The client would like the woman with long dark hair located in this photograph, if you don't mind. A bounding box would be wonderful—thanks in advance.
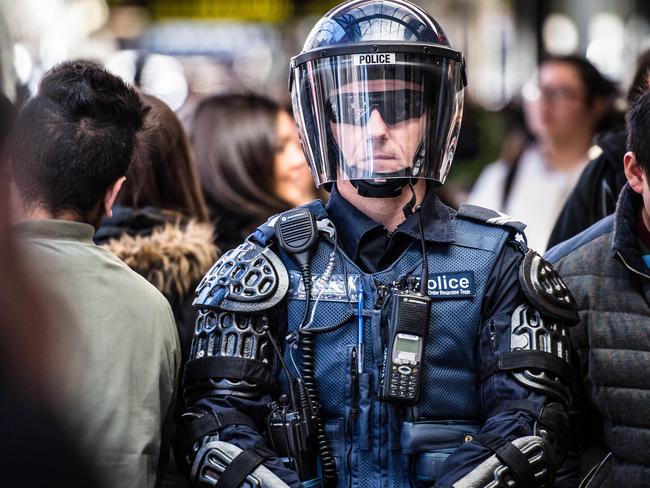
[190,93,315,251]
[95,93,217,366]
[94,93,218,488]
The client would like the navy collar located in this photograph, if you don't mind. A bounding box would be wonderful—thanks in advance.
[612,183,649,276]
[325,183,455,259]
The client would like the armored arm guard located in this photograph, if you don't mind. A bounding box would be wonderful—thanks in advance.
[179,241,294,488]
[469,251,579,488]
[510,251,579,407]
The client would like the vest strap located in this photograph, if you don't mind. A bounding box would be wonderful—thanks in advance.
[215,445,272,488]
[184,356,273,389]
[178,410,257,459]
[453,230,502,252]
[478,350,572,384]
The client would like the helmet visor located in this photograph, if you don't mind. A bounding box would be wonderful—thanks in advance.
[291,51,464,187]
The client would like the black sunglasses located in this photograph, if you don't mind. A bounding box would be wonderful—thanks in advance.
[327,89,426,125]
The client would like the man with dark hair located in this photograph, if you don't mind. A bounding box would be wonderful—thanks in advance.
[12,61,146,224]
[11,61,180,488]
[546,89,650,487]
[547,49,650,249]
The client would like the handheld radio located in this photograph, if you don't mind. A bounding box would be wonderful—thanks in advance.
[379,188,432,405]
[379,288,431,404]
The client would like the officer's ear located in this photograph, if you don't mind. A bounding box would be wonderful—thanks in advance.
[624,151,646,195]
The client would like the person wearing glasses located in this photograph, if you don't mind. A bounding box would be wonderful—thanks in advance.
[545,88,650,488]
[176,1,578,487]
[468,55,618,253]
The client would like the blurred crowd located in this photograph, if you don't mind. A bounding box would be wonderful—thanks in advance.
[1,37,650,487]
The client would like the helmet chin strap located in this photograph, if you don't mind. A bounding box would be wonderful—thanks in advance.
[350,176,411,198]
[348,140,426,199]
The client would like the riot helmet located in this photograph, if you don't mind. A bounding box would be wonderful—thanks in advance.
[289,0,467,197]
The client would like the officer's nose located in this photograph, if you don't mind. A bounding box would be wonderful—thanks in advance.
[367,108,390,139]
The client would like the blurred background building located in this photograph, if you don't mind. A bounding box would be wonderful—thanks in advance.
[2,0,650,187]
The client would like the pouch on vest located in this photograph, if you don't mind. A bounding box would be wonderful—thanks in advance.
[401,420,481,485]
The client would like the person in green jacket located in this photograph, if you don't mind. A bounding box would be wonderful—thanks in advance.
[11,61,180,488]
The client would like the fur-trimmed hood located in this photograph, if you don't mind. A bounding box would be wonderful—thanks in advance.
[97,207,219,301]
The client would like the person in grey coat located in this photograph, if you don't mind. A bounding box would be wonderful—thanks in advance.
[545,89,650,488]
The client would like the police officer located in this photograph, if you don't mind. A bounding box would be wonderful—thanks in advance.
[177,1,578,487]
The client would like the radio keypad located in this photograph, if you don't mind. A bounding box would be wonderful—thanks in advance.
[388,364,418,399]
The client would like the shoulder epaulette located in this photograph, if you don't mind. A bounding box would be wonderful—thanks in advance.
[456,203,527,234]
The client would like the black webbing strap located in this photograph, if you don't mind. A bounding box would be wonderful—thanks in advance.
[214,446,271,488]
[178,410,257,458]
[184,356,273,389]
[479,350,572,383]
[495,442,537,487]
[475,433,538,487]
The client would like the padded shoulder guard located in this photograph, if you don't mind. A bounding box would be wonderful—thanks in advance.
[184,242,287,401]
[480,252,579,407]
[457,203,527,234]
[194,240,289,313]
[518,251,579,324]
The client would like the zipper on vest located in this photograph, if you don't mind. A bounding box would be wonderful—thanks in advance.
[375,283,391,347]
[374,283,390,308]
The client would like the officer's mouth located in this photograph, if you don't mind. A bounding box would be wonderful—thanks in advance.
[363,154,398,163]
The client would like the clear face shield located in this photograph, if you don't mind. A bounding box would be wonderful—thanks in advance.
[291,50,465,188]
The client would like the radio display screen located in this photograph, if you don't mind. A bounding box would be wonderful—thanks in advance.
[396,335,419,354]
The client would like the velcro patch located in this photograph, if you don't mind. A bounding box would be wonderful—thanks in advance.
[288,271,360,302]
[418,271,476,299]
